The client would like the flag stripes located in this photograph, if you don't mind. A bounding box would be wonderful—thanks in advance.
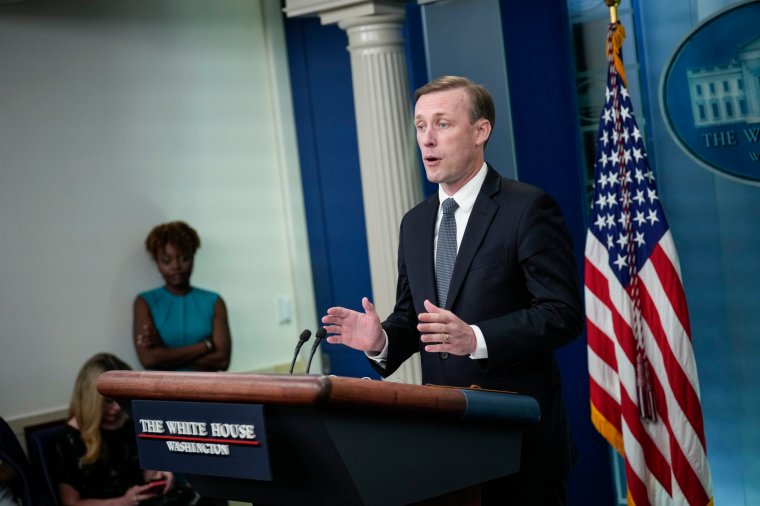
[586,234,711,504]
[587,229,712,504]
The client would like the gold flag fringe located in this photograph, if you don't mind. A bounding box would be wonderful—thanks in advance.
[590,402,625,456]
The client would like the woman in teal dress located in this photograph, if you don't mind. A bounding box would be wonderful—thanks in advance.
[133,221,231,371]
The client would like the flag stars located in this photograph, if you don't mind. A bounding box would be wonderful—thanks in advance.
[596,194,608,210]
[606,193,618,207]
[646,209,659,225]
[623,149,632,164]
[601,130,610,147]
[607,234,614,249]
[634,210,646,226]
[614,253,628,270]
[618,212,631,228]
[606,214,616,228]
[620,105,632,121]
[599,152,609,169]
[603,107,613,124]
[619,171,632,186]
[631,125,642,143]
[647,188,659,203]
[595,214,608,230]
[634,231,646,247]
[633,189,646,206]
[633,147,644,162]
[645,169,655,182]
[616,233,629,248]
[605,86,613,104]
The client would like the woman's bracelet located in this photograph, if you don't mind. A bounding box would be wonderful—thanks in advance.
[203,338,214,352]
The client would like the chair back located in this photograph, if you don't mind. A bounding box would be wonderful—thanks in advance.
[24,420,65,506]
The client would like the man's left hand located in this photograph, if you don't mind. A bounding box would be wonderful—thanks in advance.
[418,299,476,355]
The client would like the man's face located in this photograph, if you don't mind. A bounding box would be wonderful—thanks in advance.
[414,87,490,195]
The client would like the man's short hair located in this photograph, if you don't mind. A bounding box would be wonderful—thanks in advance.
[414,76,496,130]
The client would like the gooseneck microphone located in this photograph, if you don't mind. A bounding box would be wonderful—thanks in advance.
[305,328,327,374]
[289,329,312,374]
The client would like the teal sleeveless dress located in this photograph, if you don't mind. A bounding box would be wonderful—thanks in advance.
[139,286,219,352]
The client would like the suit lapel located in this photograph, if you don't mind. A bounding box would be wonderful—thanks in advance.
[446,167,500,309]
[410,194,440,306]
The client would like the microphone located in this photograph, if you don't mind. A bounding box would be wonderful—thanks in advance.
[289,329,312,374]
[305,328,327,374]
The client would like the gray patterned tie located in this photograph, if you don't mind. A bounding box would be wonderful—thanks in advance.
[436,198,459,308]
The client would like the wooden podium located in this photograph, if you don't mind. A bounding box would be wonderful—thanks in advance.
[97,371,539,506]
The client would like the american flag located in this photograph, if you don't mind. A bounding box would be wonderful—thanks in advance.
[584,22,714,505]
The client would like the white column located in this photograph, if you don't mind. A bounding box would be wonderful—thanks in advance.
[284,0,423,384]
[339,13,422,384]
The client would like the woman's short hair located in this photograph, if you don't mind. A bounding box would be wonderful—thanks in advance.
[68,353,131,464]
[144,221,201,260]
[414,75,496,130]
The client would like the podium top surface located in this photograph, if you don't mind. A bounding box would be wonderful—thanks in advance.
[97,371,539,425]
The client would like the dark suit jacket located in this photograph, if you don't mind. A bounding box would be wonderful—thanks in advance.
[374,165,583,483]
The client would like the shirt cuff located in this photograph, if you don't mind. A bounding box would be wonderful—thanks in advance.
[469,325,488,359]
[365,330,389,368]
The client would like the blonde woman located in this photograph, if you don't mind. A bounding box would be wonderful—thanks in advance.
[55,353,201,506]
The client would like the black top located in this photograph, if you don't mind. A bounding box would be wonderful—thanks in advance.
[54,419,200,505]
[55,420,143,499]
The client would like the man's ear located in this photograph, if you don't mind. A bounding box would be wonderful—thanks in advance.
[475,119,492,146]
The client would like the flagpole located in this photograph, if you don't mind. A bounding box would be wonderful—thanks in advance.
[604,0,620,24]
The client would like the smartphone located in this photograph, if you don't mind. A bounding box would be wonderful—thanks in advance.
[145,479,168,494]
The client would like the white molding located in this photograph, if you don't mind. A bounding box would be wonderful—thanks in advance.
[284,0,405,25]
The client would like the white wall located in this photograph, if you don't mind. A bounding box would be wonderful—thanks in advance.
[0,0,315,420]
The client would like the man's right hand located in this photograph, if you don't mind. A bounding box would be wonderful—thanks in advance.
[322,297,385,353]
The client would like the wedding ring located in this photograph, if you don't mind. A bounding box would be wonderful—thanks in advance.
[443,334,450,345]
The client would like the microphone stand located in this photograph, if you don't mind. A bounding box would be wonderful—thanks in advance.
[289,329,311,374]
[305,328,327,374]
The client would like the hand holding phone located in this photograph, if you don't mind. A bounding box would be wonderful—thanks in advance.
[144,479,168,494]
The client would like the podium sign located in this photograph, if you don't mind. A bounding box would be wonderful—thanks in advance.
[133,400,271,480]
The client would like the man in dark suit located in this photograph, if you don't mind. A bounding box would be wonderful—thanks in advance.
[323,75,583,505]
